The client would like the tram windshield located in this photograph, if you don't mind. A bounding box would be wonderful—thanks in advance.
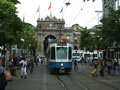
[57,47,67,59]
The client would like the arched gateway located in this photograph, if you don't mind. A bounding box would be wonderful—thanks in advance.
[44,35,56,55]
[35,16,74,56]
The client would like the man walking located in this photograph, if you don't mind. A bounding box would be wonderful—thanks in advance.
[74,57,78,70]
[19,57,27,78]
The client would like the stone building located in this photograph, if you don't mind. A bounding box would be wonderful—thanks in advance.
[35,16,74,56]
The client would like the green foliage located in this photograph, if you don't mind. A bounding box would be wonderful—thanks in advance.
[80,29,93,50]
[0,0,24,46]
[19,23,38,51]
[101,7,120,48]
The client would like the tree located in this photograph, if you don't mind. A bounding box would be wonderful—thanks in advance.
[18,23,37,55]
[101,7,120,57]
[80,28,93,51]
[0,0,24,65]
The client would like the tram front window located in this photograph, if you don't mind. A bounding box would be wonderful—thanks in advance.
[57,47,67,59]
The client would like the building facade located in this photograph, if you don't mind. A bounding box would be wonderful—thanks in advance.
[102,0,120,19]
[36,16,74,56]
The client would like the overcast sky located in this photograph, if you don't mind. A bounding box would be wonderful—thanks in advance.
[16,0,102,29]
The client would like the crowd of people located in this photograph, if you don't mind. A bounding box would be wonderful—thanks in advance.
[0,55,45,90]
[73,56,120,77]
[91,58,119,77]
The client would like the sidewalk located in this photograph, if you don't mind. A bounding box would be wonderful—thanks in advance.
[6,63,44,90]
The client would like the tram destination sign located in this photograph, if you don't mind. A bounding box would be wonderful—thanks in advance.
[57,40,66,46]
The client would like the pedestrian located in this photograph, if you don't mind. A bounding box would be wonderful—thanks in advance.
[81,57,84,65]
[35,56,39,67]
[19,57,27,78]
[106,59,112,75]
[29,56,34,74]
[74,57,78,70]
[113,58,119,76]
[93,59,98,69]
[8,60,14,76]
[13,56,18,76]
[99,59,105,77]
[0,58,7,90]
[41,57,43,65]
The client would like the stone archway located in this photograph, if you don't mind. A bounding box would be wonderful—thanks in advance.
[44,35,56,55]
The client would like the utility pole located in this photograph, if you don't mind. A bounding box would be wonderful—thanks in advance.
[95,11,102,25]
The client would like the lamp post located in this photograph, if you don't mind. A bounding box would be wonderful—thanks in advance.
[20,38,24,56]
[29,44,31,56]
[95,11,102,25]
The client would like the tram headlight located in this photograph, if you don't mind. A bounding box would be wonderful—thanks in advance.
[61,63,63,66]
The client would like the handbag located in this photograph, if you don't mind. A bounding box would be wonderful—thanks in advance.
[4,70,12,81]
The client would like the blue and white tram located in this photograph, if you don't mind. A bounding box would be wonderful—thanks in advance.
[47,39,72,73]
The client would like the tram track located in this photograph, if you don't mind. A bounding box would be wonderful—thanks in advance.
[75,71,120,90]
[56,74,89,90]
[67,75,89,90]
[56,75,70,90]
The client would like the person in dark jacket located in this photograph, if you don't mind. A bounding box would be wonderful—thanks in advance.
[0,58,7,90]
[74,57,78,70]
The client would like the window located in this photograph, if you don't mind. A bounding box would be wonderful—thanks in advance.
[116,0,120,10]
[93,54,97,57]
[73,53,80,56]
[51,47,55,59]
[57,47,67,59]
[69,47,72,59]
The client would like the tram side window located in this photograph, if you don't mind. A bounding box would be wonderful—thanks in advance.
[69,47,72,59]
[51,47,55,59]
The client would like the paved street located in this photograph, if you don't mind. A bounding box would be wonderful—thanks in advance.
[6,61,120,90]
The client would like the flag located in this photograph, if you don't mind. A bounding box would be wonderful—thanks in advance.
[48,2,51,10]
[65,2,70,6]
[60,7,63,13]
[36,6,40,13]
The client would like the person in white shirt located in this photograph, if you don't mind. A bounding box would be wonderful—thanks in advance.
[19,57,27,79]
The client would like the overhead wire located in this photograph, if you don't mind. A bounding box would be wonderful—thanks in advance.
[62,0,70,19]
[84,14,98,27]
[69,1,88,26]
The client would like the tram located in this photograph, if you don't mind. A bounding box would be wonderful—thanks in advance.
[47,39,72,73]
[72,50,81,62]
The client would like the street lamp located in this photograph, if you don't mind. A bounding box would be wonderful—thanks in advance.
[20,38,24,42]
[28,44,31,56]
[95,11,102,25]
[20,38,24,56]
